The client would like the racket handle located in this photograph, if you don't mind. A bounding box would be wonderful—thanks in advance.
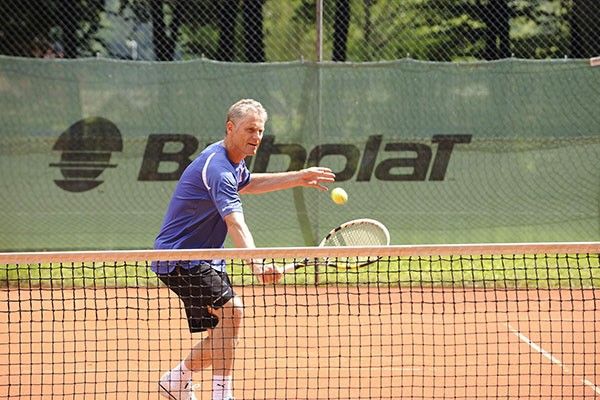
[281,258,310,273]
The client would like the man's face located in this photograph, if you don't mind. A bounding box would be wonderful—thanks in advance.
[226,112,265,161]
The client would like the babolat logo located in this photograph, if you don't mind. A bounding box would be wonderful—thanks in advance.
[50,117,123,192]
[137,133,472,182]
[51,117,471,192]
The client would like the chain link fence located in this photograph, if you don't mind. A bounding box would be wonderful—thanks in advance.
[1,0,599,62]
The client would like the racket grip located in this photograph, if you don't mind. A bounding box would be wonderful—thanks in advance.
[281,258,310,273]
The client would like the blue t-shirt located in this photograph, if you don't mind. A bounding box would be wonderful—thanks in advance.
[152,141,251,274]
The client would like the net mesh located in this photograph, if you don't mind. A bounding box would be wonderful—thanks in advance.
[1,243,599,399]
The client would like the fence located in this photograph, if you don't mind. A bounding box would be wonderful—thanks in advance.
[1,0,599,62]
[1,56,599,250]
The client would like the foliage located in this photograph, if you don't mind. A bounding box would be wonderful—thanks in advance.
[0,0,598,61]
[0,0,105,58]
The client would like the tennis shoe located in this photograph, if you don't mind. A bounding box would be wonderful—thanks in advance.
[158,371,197,400]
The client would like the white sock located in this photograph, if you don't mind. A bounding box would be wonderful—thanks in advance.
[212,375,233,400]
[170,360,192,384]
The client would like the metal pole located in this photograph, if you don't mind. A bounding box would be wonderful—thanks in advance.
[315,0,324,284]
[316,0,323,62]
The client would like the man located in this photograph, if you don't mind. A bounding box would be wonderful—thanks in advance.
[153,99,335,400]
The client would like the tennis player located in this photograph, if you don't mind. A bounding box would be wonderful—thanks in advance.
[153,98,335,400]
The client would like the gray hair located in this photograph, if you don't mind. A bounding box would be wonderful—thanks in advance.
[226,99,268,125]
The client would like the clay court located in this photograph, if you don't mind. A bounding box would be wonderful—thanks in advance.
[1,284,599,399]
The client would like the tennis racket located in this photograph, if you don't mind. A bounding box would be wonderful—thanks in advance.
[282,218,390,273]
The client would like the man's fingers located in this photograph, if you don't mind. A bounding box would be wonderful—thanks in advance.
[256,263,283,283]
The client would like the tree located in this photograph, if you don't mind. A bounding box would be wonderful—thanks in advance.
[480,0,511,60]
[141,0,265,63]
[0,0,104,58]
[332,0,351,61]
[570,0,600,58]
[122,0,227,61]
[242,0,266,62]
[349,0,485,61]
[215,0,239,61]
[510,0,571,59]
[149,0,182,61]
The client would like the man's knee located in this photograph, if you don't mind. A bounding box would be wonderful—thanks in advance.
[218,296,244,325]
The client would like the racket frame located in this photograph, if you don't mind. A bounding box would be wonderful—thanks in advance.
[283,218,390,272]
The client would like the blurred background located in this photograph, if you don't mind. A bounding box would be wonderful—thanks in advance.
[1,0,599,62]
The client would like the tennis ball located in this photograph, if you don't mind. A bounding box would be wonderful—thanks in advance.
[331,187,348,205]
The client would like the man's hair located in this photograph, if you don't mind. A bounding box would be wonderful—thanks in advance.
[226,99,268,125]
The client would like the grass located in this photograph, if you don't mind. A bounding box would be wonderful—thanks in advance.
[0,261,159,288]
[1,254,598,289]
[258,254,600,289]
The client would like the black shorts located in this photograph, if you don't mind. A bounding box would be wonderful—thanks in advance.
[158,263,236,333]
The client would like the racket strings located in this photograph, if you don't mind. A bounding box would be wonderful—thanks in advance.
[324,224,389,268]
[326,225,389,246]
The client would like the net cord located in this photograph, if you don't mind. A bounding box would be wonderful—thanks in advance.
[1,242,598,264]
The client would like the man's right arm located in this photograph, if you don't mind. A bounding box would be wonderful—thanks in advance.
[223,211,255,249]
[223,211,281,283]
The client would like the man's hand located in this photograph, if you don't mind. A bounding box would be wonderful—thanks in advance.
[250,259,283,284]
[298,167,336,191]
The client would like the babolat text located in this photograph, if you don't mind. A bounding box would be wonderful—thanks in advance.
[138,134,472,182]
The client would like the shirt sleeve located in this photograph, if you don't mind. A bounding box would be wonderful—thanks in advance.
[238,160,251,190]
[205,164,243,218]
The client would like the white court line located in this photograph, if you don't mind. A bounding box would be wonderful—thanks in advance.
[506,323,600,396]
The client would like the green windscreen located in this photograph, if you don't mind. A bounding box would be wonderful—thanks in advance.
[0,57,598,250]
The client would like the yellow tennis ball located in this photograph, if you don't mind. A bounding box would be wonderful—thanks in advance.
[331,187,348,205]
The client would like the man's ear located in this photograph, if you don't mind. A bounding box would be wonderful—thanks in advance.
[225,120,234,135]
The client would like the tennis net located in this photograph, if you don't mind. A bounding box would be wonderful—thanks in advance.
[1,242,599,399]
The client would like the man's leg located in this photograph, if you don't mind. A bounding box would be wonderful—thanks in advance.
[184,296,244,400]
[159,265,238,400]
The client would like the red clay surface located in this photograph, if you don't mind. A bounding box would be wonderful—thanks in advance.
[1,285,599,399]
